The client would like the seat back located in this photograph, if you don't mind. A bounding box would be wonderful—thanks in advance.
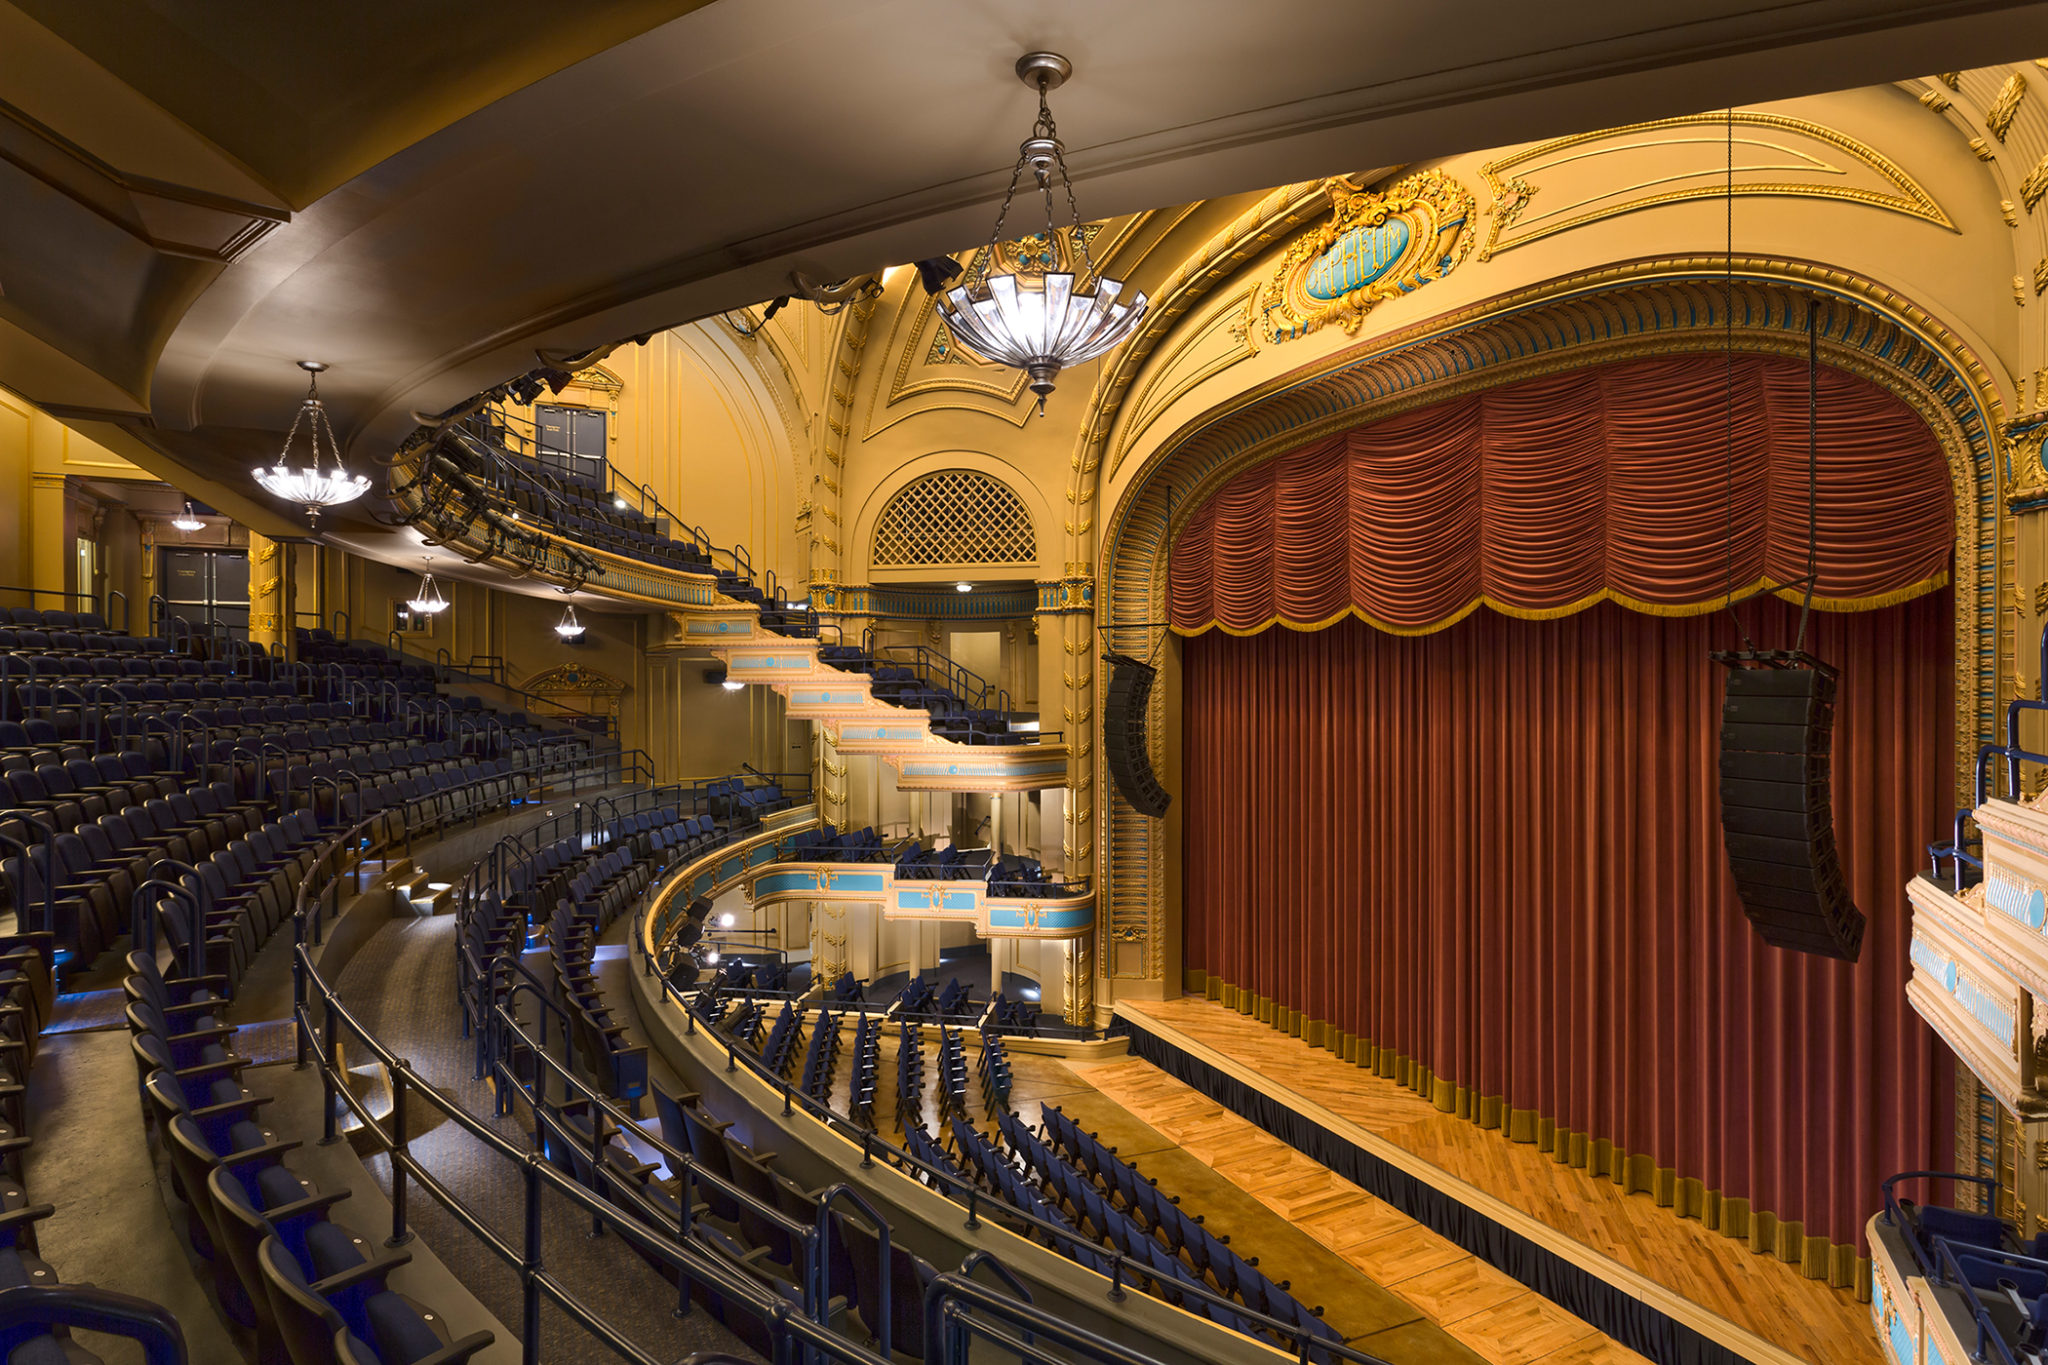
[256,1235,346,1365]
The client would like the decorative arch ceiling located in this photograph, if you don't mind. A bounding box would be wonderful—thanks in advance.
[4,0,2045,551]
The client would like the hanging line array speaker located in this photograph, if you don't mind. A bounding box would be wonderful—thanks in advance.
[1712,651,1864,961]
[1104,651,1171,818]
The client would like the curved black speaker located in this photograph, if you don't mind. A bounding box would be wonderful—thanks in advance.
[1104,652,1171,818]
[1714,653,1864,961]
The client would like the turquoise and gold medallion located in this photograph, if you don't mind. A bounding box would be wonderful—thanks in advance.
[1258,169,1475,343]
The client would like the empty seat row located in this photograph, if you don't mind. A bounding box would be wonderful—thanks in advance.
[124,953,495,1365]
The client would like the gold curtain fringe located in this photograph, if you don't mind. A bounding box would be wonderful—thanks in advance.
[1183,969,1871,1299]
[1168,572,1950,639]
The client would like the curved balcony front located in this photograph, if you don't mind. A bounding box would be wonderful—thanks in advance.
[386,430,1070,791]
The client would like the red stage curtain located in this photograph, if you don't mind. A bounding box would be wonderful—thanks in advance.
[1169,355,1953,634]
[1183,594,1953,1258]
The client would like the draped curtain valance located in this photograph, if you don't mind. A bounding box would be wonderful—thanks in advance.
[1168,355,1955,635]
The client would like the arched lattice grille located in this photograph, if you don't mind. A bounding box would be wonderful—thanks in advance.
[872,470,1037,567]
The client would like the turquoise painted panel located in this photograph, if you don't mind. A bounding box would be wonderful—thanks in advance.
[899,759,1067,778]
[895,889,934,911]
[687,619,754,636]
[790,691,870,705]
[1986,872,2048,928]
[839,725,925,740]
[940,889,979,911]
[730,654,813,670]
[1888,1309,1913,1365]
[1908,936,1960,993]
[755,869,824,897]
[1304,219,1411,300]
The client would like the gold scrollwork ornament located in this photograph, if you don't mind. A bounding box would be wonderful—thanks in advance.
[2006,419,2048,511]
[1258,170,1476,344]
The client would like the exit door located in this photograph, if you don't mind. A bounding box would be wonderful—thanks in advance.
[535,404,606,486]
[160,548,250,640]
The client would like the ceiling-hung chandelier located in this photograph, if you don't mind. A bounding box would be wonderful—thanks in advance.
[170,501,204,534]
[406,557,449,615]
[934,52,1147,415]
[554,603,585,641]
[251,361,371,526]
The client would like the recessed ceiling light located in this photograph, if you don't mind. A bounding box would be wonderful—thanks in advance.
[955,581,972,593]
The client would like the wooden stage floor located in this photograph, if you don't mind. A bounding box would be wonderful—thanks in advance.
[1115,997,1880,1365]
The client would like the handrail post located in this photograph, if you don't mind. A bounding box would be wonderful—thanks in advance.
[521,1159,543,1365]
[674,1156,695,1320]
[319,993,340,1145]
[388,1064,414,1246]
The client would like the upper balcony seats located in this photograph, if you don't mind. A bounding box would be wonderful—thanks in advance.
[822,659,1027,746]
[788,824,885,863]
[988,855,1054,899]
[702,778,788,824]
[1884,1174,2048,1363]
[891,841,990,881]
[816,642,871,671]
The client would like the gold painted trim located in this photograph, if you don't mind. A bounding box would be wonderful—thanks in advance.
[1477,111,1957,261]
[1170,573,1950,637]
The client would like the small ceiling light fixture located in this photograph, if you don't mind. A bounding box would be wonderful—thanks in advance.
[719,912,736,928]
[554,603,586,641]
[935,53,1148,415]
[170,501,205,534]
[955,581,973,594]
[612,496,627,510]
[406,557,449,615]
[721,679,745,693]
[252,361,371,527]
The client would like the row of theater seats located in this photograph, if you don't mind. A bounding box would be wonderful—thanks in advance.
[896,1020,923,1126]
[934,1028,970,1116]
[1887,1175,2048,1362]
[457,427,725,578]
[794,1008,841,1107]
[892,972,977,1020]
[507,1056,944,1361]
[787,823,888,863]
[0,935,138,1365]
[705,957,801,996]
[702,777,791,821]
[891,842,989,881]
[125,955,495,1365]
[984,1107,1338,1350]
[109,710,589,1363]
[522,805,742,1114]
[0,608,590,966]
[847,1013,880,1126]
[823,658,1025,748]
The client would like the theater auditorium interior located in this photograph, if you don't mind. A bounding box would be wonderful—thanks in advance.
[17,4,2048,1365]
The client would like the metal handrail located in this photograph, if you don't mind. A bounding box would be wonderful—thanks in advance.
[647,962,1373,1363]
[284,757,899,1365]
[0,1286,186,1365]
